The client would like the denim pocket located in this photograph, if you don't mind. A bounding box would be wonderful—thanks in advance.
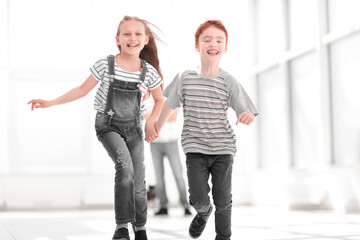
[124,125,143,141]
[95,113,108,132]
[113,88,139,112]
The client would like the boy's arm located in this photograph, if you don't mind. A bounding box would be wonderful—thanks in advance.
[227,77,258,125]
[236,112,255,126]
[145,86,165,142]
[155,101,176,134]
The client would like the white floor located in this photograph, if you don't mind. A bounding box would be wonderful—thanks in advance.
[0,206,360,240]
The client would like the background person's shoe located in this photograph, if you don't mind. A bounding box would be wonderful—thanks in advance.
[184,208,192,215]
[154,208,168,215]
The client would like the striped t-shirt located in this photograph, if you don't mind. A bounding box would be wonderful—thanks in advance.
[163,69,258,156]
[90,55,163,113]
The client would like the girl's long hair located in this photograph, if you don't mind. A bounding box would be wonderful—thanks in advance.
[116,16,164,99]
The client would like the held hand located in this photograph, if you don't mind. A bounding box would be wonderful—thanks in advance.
[144,121,159,143]
[236,112,255,126]
[27,99,52,111]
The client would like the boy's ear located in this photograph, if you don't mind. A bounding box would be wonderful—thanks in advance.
[195,43,199,52]
[116,35,120,45]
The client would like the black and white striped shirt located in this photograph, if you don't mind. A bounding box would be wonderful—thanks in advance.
[163,69,258,156]
[90,55,163,113]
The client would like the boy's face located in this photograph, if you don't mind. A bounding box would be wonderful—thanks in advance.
[196,26,227,64]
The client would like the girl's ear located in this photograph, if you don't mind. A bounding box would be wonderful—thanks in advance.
[195,43,199,52]
[145,34,150,45]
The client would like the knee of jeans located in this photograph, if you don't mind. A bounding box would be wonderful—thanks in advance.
[189,198,208,211]
[214,199,232,212]
[115,168,134,184]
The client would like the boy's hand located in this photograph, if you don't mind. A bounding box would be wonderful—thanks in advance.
[145,120,159,143]
[236,112,255,126]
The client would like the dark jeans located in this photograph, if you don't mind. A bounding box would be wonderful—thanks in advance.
[96,112,147,226]
[186,153,233,240]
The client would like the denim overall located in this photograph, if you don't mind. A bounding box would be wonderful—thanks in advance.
[95,55,148,226]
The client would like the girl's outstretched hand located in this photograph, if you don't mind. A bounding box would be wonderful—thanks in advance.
[27,99,52,111]
[236,112,255,126]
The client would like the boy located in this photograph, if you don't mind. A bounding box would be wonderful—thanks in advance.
[153,20,258,240]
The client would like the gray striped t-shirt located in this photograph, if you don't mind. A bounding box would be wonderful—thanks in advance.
[163,69,258,156]
[90,55,163,113]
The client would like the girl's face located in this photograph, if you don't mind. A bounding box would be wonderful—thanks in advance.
[116,19,149,56]
[196,26,227,64]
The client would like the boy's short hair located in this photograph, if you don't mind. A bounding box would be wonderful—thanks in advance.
[195,20,228,46]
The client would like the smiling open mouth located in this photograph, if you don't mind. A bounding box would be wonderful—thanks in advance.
[127,43,139,48]
[207,50,219,55]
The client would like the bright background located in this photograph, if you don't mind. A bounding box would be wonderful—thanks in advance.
[0,0,360,213]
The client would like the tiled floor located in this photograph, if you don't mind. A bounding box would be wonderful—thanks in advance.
[0,206,360,240]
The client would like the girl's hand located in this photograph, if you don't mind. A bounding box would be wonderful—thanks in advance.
[27,99,52,111]
[236,112,255,126]
[145,120,158,143]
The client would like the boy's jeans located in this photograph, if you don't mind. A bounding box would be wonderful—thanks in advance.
[186,153,233,240]
[95,112,147,227]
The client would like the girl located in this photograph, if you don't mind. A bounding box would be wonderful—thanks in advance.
[154,20,258,240]
[28,16,165,240]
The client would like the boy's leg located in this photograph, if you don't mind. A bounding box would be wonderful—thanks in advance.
[186,153,213,238]
[186,153,211,211]
[210,154,234,240]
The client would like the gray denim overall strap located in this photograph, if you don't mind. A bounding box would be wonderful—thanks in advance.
[104,55,147,125]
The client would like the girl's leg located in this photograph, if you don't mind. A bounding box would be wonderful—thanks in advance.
[98,131,136,224]
[150,142,168,209]
[210,154,233,240]
[126,125,147,227]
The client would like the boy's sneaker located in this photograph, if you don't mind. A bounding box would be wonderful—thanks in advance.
[189,204,213,239]
[112,228,130,240]
[134,230,148,240]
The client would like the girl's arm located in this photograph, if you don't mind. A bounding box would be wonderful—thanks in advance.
[28,74,99,110]
[145,86,165,142]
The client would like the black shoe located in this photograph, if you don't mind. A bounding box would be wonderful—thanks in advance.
[189,205,213,239]
[184,208,192,215]
[134,230,148,240]
[112,228,130,240]
[155,208,168,215]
